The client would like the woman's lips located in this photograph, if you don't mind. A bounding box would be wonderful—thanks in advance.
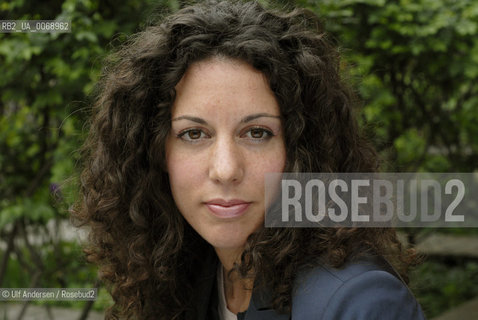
[204,199,251,218]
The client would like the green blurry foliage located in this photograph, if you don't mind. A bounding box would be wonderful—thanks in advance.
[3,240,111,311]
[0,0,176,218]
[299,0,478,172]
[0,0,178,309]
[410,261,478,318]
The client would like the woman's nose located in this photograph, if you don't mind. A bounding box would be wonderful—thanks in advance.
[208,137,244,184]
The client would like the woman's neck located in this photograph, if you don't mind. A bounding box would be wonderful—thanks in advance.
[215,247,254,314]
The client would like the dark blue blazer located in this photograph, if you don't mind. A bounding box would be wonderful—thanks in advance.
[188,251,426,320]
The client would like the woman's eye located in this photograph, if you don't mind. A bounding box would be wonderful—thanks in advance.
[178,129,208,141]
[244,128,273,140]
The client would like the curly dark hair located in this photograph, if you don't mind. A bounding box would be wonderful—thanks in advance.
[74,1,416,319]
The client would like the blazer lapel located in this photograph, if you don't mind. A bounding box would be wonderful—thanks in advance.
[187,247,290,320]
[240,285,290,320]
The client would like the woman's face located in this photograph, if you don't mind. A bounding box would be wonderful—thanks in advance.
[165,57,286,251]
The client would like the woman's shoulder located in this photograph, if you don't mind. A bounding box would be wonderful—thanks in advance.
[291,257,426,319]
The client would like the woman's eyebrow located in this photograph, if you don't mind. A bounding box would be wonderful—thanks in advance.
[171,113,281,124]
[171,115,207,124]
[241,113,281,123]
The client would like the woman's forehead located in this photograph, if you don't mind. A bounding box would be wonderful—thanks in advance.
[172,57,279,117]
[176,57,268,90]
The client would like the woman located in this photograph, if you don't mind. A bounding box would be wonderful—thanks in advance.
[75,1,425,319]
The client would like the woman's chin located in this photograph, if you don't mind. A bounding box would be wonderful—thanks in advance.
[205,234,249,252]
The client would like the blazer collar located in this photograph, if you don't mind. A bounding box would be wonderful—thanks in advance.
[240,279,290,320]
[190,248,289,320]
